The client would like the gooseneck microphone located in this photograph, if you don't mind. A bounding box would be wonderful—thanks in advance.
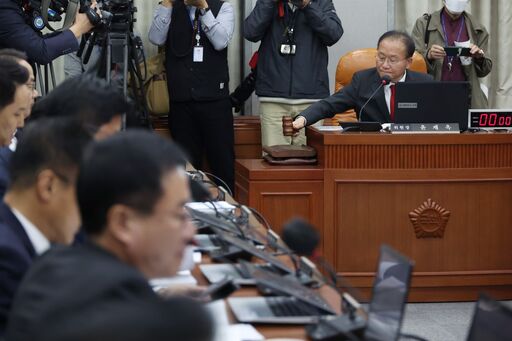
[282,218,320,257]
[358,75,392,122]
[282,219,365,309]
[282,218,366,340]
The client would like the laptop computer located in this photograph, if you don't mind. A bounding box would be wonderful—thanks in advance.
[466,294,512,341]
[199,262,287,286]
[363,244,415,341]
[228,262,337,324]
[305,244,414,340]
[394,81,470,130]
[229,244,414,330]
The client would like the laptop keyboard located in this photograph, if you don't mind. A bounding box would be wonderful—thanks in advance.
[267,297,321,317]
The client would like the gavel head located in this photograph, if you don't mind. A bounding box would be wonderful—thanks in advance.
[282,116,294,136]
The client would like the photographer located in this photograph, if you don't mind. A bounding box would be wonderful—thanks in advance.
[0,0,96,65]
[244,0,343,147]
[148,0,235,192]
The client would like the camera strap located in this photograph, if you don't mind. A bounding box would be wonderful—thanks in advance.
[41,0,80,32]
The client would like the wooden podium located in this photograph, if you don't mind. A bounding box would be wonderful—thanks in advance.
[235,128,512,302]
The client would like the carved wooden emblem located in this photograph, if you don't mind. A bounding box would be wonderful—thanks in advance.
[409,198,450,238]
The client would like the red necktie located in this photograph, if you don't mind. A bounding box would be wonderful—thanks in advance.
[390,84,396,122]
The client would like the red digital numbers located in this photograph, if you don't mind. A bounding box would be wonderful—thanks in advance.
[478,113,512,127]
[478,113,488,126]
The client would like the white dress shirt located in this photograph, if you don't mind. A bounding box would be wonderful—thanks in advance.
[384,71,407,114]
[148,3,235,51]
[11,208,50,256]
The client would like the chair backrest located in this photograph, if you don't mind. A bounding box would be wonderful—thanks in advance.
[327,48,427,124]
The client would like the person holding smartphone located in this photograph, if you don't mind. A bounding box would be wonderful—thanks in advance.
[411,0,492,109]
[148,0,236,193]
[244,0,343,147]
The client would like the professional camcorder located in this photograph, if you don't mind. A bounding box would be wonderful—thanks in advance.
[20,0,69,30]
[20,0,136,33]
[82,0,136,33]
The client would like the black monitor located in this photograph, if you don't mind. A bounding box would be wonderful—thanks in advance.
[466,294,512,341]
[394,81,470,130]
[364,245,414,341]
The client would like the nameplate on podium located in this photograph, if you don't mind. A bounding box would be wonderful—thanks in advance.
[391,123,460,134]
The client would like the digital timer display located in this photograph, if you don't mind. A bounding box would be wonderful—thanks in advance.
[469,110,512,129]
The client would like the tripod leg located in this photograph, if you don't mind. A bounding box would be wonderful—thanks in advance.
[44,65,49,95]
[122,34,129,130]
[36,63,46,96]
[49,62,57,89]
[106,35,112,84]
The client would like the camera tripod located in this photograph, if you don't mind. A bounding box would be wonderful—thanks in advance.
[35,61,57,96]
[78,28,151,129]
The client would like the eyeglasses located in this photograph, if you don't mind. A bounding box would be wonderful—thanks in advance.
[25,81,36,91]
[376,54,407,66]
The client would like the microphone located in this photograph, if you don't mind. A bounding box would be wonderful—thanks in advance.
[189,177,213,202]
[282,218,320,257]
[281,218,361,299]
[281,218,367,340]
[358,76,391,122]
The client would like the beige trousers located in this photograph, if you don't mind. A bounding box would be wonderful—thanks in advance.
[260,102,314,147]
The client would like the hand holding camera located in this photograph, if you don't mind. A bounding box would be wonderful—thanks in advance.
[289,0,311,9]
[70,1,98,38]
[161,0,173,8]
[184,0,208,9]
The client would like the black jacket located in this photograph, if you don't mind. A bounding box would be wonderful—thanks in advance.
[5,242,213,341]
[300,68,434,124]
[165,0,229,102]
[244,0,343,99]
[0,0,78,64]
[0,202,36,336]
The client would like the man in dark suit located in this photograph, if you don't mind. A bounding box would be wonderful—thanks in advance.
[293,31,434,129]
[0,118,91,335]
[0,0,95,65]
[0,48,39,199]
[5,131,213,341]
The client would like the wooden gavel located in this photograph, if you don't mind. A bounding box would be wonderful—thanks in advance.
[282,116,294,136]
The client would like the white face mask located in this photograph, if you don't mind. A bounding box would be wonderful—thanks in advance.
[445,0,469,14]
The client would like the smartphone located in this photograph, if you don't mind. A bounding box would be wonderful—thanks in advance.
[444,46,472,57]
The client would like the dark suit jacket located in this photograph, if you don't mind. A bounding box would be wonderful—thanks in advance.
[0,147,12,200]
[6,242,213,341]
[0,0,78,64]
[301,68,434,124]
[0,202,36,336]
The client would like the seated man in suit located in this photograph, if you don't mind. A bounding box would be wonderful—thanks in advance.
[6,131,213,341]
[0,75,130,200]
[0,49,39,200]
[0,118,91,335]
[30,75,130,140]
[293,30,434,130]
[0,58,30,148]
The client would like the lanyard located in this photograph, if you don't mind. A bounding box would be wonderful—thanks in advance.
[441,12,465,69]
[192,8,201,46]
[282,2,298,42]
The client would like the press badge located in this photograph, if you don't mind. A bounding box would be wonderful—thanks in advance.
[193,46,204,62]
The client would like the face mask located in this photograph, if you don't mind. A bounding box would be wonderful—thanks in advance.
[445,0,469,14]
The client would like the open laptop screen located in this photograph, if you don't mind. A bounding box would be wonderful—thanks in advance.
[394,81,470,130]
[364,245,414,341]
[466,294,512,341]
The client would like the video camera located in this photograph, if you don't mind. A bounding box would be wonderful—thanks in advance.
[81,0,136,33]
[21,0,136,33]
[21,0,69,30]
